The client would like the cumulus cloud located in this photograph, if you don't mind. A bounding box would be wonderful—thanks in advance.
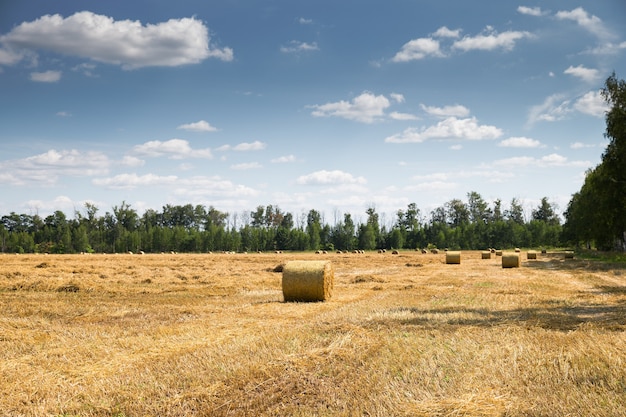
[527,94,572,125]
[555,7,612,40]
[0,149,110,186]
[384,117,503,143]
[30,70,61,82]
[389,112,419,121]
[173,176,259,198]
[392,37,443,62]
[420,104,470,118]
[93,173,177,189]
[231,162,262,170]
[433,26,461,38]
[271,155,296,163]
[453,29,532,52]
[177,120,218,132]
[133,139,212,159]
[233,141,266,151]
[310,92,392,123]
[296,170,367,186]
[498,137,543,148]
[0,11,233,69]
[494,153,590,168]
[280,40,319,53]
[574,90,608,117]
[517,6,546,17]
[564,65,600,83]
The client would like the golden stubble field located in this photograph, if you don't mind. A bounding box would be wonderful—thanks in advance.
[1,251,625,417]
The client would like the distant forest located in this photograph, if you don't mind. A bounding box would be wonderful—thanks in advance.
[2,74,624,254]
[0,194,563,254]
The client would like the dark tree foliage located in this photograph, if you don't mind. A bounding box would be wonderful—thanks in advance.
[564,73,626,250]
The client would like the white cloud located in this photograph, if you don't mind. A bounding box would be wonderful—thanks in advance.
[406,181,458,192]
[449,144,462,151]
[498,137,543,148]
[517,6,546,17]
[420,104,470,118]
[564,65,600,83]
[120,155,145,167]
[173,176,259,198]
[233,141,266,151]
[0,149,110,186]
[390,93,405,103]
[570,142,596,149]
[93,173,177,189]
[30,70,61,82]
[555,7,612,40]
[0,46,24,65]
[56,111,71,117]
[453,29,532,52]
[389,112,419,121]
[392,37,443,62]
[133,139,212,159]
[296,170,367,186]
[574,90,608,117]
[433,26,461,38]
[280,41,319,53]
[1,11,232,69]
[271,155,296,163]
[527,94,572,125]
[231,162,262,170]
[385,117,503,143]
[494,153,590,168]
[298,18,313,25]
[310,92,392,123]
[177,120,218,132]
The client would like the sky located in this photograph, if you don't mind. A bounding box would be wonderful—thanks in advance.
[1,1,625,226]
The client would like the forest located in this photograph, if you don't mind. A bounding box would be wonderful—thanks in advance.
[0,195,562,254]
[1,74,624,254]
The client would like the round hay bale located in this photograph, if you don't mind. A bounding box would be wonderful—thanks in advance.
[490,248,496,254]
[527,251,537,260]
[564,251,574,259]
[392,250,399,255]
[514,248,521,253]
[481,251,491,259]
[282,260,334,302]
[495,250,503,256]
[431,249,439,254]
[445,251,461,264]
[541,248,547,254]
[502,252,520,268]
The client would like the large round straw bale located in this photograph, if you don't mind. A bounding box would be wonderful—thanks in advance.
[502,252,520,268]
[495,250,503,256]
[527,251,537,260]
[564,251,574,259]
[282,260,334,302]
[445,251,461,264]
[481,251,491,259]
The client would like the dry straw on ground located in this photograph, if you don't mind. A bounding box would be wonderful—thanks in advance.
[1,251,625,416]
[502,252,521,268]
[445,251,461,264]
[282,260,334,302]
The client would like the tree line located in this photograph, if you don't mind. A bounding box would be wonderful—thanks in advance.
[1,195,562,254]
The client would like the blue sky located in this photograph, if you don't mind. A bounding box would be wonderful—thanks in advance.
[1,1,624,225]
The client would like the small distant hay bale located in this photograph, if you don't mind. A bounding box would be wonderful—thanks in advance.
[282,260,333,302]
[445,251,461,264]
[564,251,574,259]
[481,251,491,259]
[514,248,521,253]
[541,248,547,254]
[421,248,428,254]
[502,252,521,268]
[490,248,496,254]
[392,250,400,255]
[495,250,503,256]
[527,251,537,260]
[378,249,384,254]
[431,249,439,254]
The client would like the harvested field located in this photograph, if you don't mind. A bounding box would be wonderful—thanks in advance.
[1,251,625,416]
